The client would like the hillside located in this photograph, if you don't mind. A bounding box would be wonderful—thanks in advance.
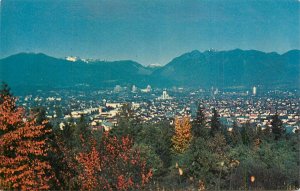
[0,49,299,90]
[151,49,300,88]
[0,53,152,90]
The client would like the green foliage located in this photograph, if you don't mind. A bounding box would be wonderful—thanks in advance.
[271,114,285,140]
[30,106,47,124]
[54,105,63,118]
[29,106,70,189]
[133,144,164,177]
[192,104,206,138]
[240,122,256,145]
[111,104,142,140]
[184,132,232,190]
[135,121,173,173]
[210,108,221,136]
[0,82,12,98]
[228,139,299,190]
[75,115,92,143]
[186,137,216,186]
[263,125,273,141]
[0,82,13,109]
[230,122,242,145]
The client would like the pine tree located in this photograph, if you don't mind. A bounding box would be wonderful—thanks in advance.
[75,115,91,144]
[112,103,142,140]
[210,108,221,136]
[172,116,193,153]
[54,129,79,190]
[0,82,13,106]
[263,125,272,140]
[230,121,242,145]
[30,106,68,189]
[0,82,12,96]
[271,114,285,140]
[192,104,206,138]
[240,122,256,145]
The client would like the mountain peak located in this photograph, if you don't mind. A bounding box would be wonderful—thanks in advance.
[190,50,201,54]
[153,49,299,88]
[282,49,300,56]
[0,49,299,90]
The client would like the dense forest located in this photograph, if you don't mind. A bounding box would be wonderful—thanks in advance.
[0,83,299,190]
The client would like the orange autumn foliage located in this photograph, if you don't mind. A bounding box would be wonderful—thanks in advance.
[0,95,56,190]
[76,133,152,190]
[172,116,193,153]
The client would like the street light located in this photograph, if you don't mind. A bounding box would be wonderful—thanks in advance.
[178,167,183,187]
[250,175,255,183]
[178,167,183,176]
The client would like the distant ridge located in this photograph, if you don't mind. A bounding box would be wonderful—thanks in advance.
[0,49,299,91]
[152,49,300,88]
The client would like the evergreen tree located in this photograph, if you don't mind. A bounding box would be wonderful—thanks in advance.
[54,117,79,189]
[210,108,221,136]
[0,82,12,96]
[230,121,242,145]
[54,117,76,149]
[74,115,92,149]
[187,137,213,187]
[31,106,73,189]
[240,122,256,145]
[187,132,231,190]
[30,106,48,125]
[262,125,272,141]
[54,105,63,118]
[111,104,142,140]
[256,125,263,139]
[192,104,206,138]
[271,114,285,140]
[135,121,173,173]
[0,82,13,105]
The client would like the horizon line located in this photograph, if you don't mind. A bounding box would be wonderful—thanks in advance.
[1,48,299,66]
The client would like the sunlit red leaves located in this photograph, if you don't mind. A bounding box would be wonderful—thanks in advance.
[0,95,56,190]
[76,139,101,190]
[0,94,152,190]
[76,132,152,190]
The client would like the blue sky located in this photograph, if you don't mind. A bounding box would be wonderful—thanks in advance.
[1,0,299,65]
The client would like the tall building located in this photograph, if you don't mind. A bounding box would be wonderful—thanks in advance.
[141,85,152,93]
[253,86,257,96]
[114,85,122,93]
[146,85,152,92]
[158,90,172,100]
[214,88,219,95]
[132,85,138,93]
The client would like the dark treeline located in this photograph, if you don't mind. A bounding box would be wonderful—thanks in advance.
[0,83,299,190]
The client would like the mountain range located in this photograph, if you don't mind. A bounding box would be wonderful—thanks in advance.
[0,49,299,92]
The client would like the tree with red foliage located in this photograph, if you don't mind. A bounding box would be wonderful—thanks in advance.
[0,95,57,190]
[76,132,152,190]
